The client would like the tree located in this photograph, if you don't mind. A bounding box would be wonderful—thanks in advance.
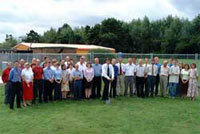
[23,30,40,43]
[56,23,74,44]
[0,34,18,49]
[40,28,57,43]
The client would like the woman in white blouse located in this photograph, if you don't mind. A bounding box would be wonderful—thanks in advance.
[21,63,34,107]
[180,64,190,98]
[84,62,94,100]
[160,60,169,97]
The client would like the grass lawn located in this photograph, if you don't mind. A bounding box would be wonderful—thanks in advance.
[0,85,200,134]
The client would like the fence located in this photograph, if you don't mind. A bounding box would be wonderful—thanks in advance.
[0,53,199,72]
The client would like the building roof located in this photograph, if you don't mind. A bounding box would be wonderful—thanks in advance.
[14,42,115,51]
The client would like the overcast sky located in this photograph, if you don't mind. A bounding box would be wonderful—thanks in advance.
[0,0,199,42]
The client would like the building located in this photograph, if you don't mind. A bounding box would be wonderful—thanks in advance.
[13,43,115,54]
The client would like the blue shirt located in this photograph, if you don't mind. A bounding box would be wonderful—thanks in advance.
[9,67,22,82]
[155,63,162,74]
[167,64,173,68]
[113,65,118,77]
[54,68,62,80]
[92,64,102,77]
[72,70,83,79]
[43,67,55,80]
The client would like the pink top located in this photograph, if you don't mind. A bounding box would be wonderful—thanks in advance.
[84,68,94,82]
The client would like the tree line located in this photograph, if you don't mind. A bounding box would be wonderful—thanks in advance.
[1,15,200,53]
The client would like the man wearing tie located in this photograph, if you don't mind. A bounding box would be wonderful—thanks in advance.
[9,61,22,109]
[116,57,125,96]
[102,58,114,101]
[147,59,158,97]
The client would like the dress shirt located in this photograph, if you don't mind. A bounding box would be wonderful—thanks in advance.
[169,65,180,83]
[43,67,55,80]
[84,68,94,82]
[136,65,146,77]
[50,66,56,71]
[92,64,102,77]
[124,63,136,76]
[116,63,126,75]
[54,68,62,80]
[160,66,169,77]
[155,63,162,74]
[32,66,43,80]
[2,68,11,83]
[9,67,22,82]
[181,69,189,80]
[167,64,173,68]
[77,62,86,73]
[72,69,83,79]
[102,63,114,80]
[147,64,158,76]
[21,68,33,83]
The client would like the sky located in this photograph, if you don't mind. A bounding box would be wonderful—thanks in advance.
[0,0,199,42]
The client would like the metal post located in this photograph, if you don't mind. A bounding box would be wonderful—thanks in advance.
[195,53,198,61]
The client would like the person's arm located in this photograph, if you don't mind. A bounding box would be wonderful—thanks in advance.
[8,69,13,82]
[102,65,110,80]
[111,65,114,80]
[1,70,6,83]
[91,68,94,81]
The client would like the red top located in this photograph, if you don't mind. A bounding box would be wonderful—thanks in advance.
[32,66,43,80]
[2,68,11,83]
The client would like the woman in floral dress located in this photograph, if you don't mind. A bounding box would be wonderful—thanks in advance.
[187,63,198,101]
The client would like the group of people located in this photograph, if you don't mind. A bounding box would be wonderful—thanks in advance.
[1,55,199,110]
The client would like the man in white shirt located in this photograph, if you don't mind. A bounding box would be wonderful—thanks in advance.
[169,60,180,99]
[136,59,146,98]
[102,58,114,101]
[147,59,158,97]
[64,56,71,68]
[143,58,150,97]
[116,57,125,96]
[124,58,136,97]
[77,56,87,98]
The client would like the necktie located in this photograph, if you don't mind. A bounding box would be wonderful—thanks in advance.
[107,64,110,77]
[120,63,122,75]
[152,64,154,76]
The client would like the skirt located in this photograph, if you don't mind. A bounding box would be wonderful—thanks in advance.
[23,81,33,101]
[62,81,70,92]
[180,80,188,96]
[85,81,92,89]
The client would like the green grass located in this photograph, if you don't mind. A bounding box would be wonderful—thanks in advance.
[0,85,200,134]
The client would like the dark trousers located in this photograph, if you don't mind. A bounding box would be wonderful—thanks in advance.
[110,77,117,98]
[147,76,156,97]
[33,79,43,103]
[82,78,86,99]
[74,80,82,100]
[69,81,74,95]
[155,74,160,96]
[9,82,21,109]
[91,76,102,99]
[136,77,145,98]
[144,77,148,97]
[102,77,110,100]
[44,80,53,102]
[4,81,11,104]
[54,81,62,100]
